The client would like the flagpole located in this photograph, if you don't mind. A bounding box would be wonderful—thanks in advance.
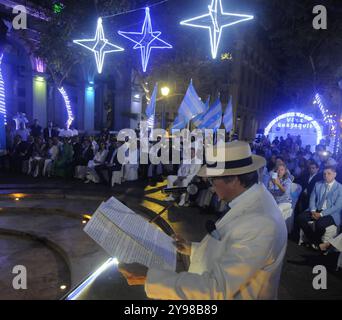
[187,119,191,143]
[188,79,192,141]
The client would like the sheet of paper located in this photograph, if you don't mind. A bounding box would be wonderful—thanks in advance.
[84,209,163,268]
[104,197,136,215]
[84,198,177,271]
[99,199,177,270]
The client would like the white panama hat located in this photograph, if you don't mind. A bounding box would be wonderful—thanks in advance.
[198,140,266,177]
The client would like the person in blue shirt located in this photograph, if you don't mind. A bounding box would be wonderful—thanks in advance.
[297,166,342,247]
[267,164,293,220]
[267,164,292,204]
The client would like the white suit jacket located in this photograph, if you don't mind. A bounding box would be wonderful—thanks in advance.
[177,164,202,186]
[330,233,342,252]
[145,183,287,300]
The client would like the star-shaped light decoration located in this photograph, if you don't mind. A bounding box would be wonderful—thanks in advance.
[180,0,254,59]
[73,18,124,74]
[118,7,172,72]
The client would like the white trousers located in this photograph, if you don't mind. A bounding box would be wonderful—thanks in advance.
[124,164,139,181]
[329,232,342,252]
[167,175,179,188]
[167,175,193,188]
[29,157,43,177]
[112,167,124,186]
[43,159,53,177]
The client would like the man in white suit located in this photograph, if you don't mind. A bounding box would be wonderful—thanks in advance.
[164,147,202,206]
[119,141,288,300]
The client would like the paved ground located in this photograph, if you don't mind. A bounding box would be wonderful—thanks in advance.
[0,172,341,300]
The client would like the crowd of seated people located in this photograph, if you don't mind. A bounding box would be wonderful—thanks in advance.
[2,119,342,255]
[252,134,342,256]
[0,119,232,217]
[1,121,134,185]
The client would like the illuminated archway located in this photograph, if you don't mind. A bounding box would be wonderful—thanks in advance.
[264,112,323,146]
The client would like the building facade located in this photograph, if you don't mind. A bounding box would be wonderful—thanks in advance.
[230,32,280,141]
[0,0,137,141]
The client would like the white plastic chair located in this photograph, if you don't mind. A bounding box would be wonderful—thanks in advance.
[112,167,124,187]
[282,183,302,234]
[337,253,342,271]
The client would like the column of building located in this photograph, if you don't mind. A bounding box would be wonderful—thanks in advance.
[32,57,47,126]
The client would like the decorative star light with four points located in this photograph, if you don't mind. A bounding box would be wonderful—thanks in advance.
[73,18,124,74]
[180,0,254,59]
[118,7,172,72]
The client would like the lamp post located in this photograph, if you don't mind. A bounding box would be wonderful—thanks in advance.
[161,86,170,129]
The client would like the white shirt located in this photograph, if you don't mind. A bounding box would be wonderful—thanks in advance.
[47,128,53,138]
[58,129,73,138]
[94,150,108,164]
[177,163,201,177]
[49,145,59,161]
[92,141,99,153]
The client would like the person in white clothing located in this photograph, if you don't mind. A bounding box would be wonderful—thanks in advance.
[164,147,202,206]
[69,126,79,137]
[43,137,59,177]
[89,136,99,154]
[85,142,108,183]
[119,141,288,300]
[58,124,74,138]
[15,122,30,142]
[123,142,139,182]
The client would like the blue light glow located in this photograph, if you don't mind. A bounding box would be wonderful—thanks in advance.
[314,93,338,152]
[118,7,172,72]
[0,54,7,126]
[180,0,253,59]
[264,112,323,145]
[58,87,74,129]
[73,18,124,74]
[314,93,336,134]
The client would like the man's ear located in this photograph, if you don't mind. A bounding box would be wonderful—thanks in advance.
[230,176,239,187]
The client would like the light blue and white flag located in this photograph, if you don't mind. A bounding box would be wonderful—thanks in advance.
[146,84,158,129]
[197,97,222,131]
[178,81,206,122]
[172,114,187,130]
[223,95,233,132]
[193,96,210,128]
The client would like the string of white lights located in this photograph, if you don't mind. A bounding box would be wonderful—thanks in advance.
[58,87,74,129]
[101,0,169,19]
[0,54,7,125]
